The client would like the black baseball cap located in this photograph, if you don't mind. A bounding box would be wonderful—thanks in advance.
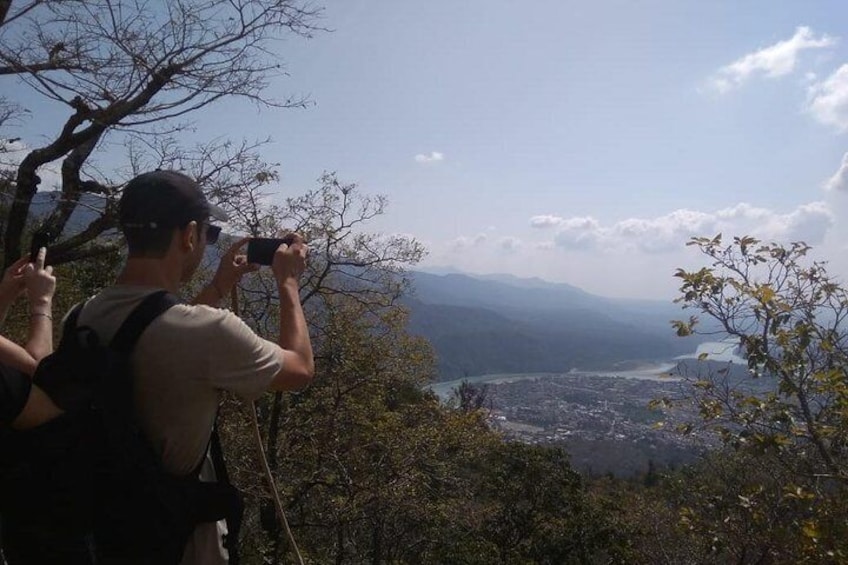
[119,170,228,231]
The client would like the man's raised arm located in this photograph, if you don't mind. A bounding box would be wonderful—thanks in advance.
[269,235,314,391]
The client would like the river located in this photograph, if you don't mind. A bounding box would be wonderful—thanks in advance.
[428,340,743,400]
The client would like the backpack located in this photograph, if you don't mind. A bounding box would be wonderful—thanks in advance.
[0,290,243,565]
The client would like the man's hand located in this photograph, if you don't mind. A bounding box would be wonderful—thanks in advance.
[272,233,308,288]
[270,232,314,391]
[23,248,56,309]
[211,237,260,297]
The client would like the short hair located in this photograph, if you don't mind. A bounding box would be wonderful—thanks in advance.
[123,225,182,258]
[118,170,227,257]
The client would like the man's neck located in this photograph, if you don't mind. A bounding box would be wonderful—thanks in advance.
[116,258,182,293]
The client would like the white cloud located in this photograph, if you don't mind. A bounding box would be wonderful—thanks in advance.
[414,151,444,163]
[537,202,834,254]
[529,214,563,228]
[715,202,773,221]
[498,236,521,251]
[765,201,833,243]
[449,232,487,250]
[613,209,718,252]
[553,216,604,250]
[807,64,848,131]
[709,27,836,94]
[824,152,848,191]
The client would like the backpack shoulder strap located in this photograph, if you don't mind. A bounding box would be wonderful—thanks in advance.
[110,290,181,354]
[209,422,243,563]
[61,301,86,337]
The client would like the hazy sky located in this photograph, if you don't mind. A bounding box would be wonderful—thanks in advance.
[10,1,848,300]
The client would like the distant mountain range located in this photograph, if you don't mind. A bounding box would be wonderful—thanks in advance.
[404,271,702,381]
[2,190,112,239]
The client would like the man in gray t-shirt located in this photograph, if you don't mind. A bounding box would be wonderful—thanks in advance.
[80,170,314,564]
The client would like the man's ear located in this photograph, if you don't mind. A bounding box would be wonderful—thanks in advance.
[181,220,199,251]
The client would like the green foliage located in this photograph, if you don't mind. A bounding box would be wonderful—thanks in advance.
[471,442,628,564]
[223,293,626,564]
[670,235,848,562]
[636,449,848,563]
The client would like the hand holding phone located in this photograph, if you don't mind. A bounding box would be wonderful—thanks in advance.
[246,234,298,266]
[29,230,52,264]
[269,233,308,287]
[23,244,56,307]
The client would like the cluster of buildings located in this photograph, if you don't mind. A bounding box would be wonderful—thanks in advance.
[479,372,715,475]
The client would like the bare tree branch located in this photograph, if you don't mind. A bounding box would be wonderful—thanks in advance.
[0,0,325,267]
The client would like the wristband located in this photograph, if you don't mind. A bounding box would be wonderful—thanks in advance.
[30,311,53,321]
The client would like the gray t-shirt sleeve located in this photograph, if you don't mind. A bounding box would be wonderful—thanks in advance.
[180,306,283,401]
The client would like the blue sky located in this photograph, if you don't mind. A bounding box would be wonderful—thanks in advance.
[9,1,848,299]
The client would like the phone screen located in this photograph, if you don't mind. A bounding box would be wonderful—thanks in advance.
[246,235,296,266]
[29,231,52,263]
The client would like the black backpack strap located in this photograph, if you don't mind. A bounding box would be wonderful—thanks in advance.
[97,289,181,459]
[61,301,86,337]
[210,424,243,565]
[110,290,181,354]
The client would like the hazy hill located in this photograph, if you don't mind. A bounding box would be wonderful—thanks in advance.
[406,271,700,380]
[25,191,109,228]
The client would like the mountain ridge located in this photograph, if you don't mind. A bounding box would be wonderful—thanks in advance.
[404,270,700,381]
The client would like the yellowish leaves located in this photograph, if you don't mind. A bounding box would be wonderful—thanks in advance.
[698,399,723,420]
[783,485,815,501]
[693,379,713,391]
[801,520,820,541]
[755,284,775,303]
[671,316,698,337]
[675,423,694,435]
[678,505,695,530]
[648,397,672,410]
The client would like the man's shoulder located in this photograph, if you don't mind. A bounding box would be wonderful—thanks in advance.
[161,302,237,324]
[154,303,254,341]
[76,285,168,339]
[143,302,282,393]
[84,285,166,313]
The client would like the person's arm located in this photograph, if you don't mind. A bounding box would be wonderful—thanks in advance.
[0,363,62,430]
[269,235,314,391]
[0,256,28,328]
[0,336,39,376]
[11,384,62,430]
[0,252,52,375]
[192,237,259,307]
[22,247,56,363]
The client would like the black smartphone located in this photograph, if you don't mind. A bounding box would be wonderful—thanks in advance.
[247,235,296,266]
[29,230,52,263]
